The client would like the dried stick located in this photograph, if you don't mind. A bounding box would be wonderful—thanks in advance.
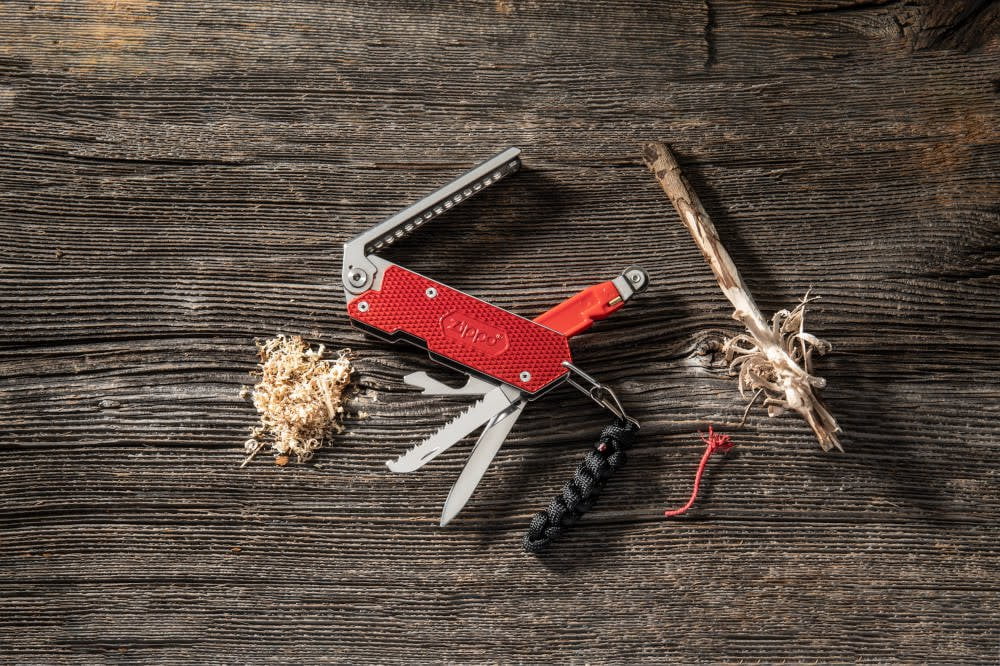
[642,141,841,450]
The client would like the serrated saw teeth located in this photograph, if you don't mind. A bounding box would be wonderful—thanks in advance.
[385,441,443,473]
[384,384,519,473]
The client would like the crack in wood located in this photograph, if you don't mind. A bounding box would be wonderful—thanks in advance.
[704,0,718,69]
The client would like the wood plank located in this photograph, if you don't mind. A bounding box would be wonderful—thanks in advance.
[1,0,998,662]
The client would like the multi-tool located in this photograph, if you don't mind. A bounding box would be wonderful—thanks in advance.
[342,148,648,527]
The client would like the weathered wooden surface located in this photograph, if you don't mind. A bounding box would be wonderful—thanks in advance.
[1,1,998,663]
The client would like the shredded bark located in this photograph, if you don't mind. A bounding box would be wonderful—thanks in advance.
[241,335,354,467]
[643,141,842,450]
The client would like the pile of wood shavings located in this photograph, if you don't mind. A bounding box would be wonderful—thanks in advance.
[241,335,354,467]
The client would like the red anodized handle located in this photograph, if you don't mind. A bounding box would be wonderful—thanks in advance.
[348,265,572,395]
[347,266,628,397]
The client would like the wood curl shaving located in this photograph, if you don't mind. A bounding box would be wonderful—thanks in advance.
[723,291,838,447]
[241,335,354,467]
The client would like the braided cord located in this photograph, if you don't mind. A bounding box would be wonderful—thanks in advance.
[523,419,638,553]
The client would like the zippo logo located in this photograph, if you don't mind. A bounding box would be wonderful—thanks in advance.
[441,312,509,357]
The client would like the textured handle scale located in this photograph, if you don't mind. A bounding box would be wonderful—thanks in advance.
[347,265,572,395]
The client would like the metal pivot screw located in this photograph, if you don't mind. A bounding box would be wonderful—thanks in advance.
[519,371,531,383]
[348,268,368,288]
[425,287,438,298]
[620,266,649,294]
[357,301,369,312]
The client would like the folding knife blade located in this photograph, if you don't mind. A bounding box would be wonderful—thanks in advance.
[385,383,522,473]
[439,399,526,527]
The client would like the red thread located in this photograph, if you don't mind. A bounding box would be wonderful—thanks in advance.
[664,426,734,518]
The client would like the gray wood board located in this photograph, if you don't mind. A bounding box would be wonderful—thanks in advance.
[1,1,998,663]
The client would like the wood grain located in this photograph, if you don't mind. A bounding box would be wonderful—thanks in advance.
[1,0,998,663]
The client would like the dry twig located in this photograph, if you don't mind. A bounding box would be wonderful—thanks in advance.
[642,141,841,450]
[241,335,354,466]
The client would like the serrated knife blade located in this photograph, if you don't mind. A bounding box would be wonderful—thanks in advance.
[385,383,522,473]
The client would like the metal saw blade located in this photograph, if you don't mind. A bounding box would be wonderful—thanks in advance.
[385,383,521,473]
